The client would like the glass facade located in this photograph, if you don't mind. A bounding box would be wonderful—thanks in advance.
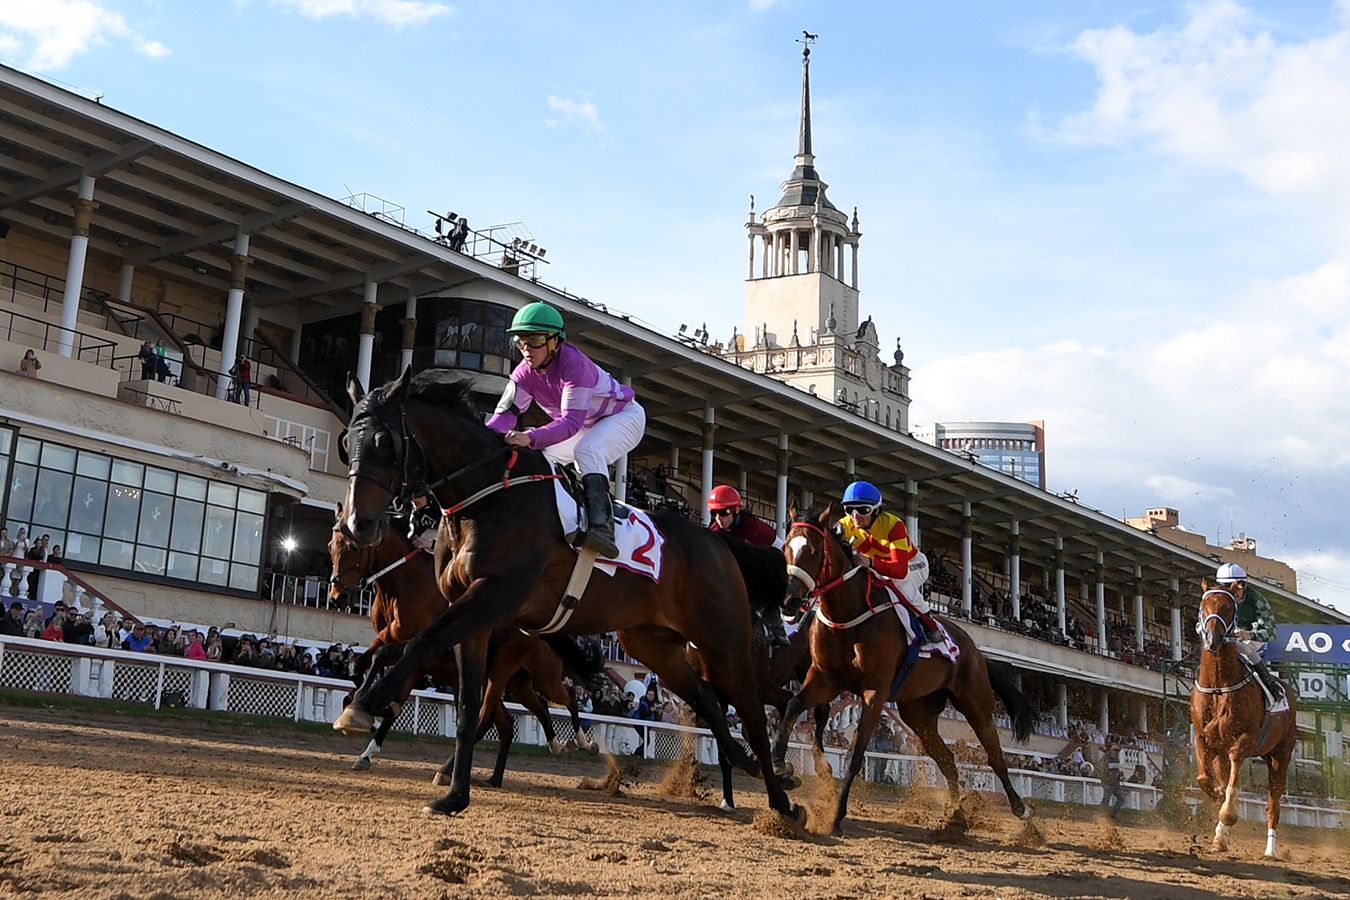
[298,297,518,412]
[1,429,267,593]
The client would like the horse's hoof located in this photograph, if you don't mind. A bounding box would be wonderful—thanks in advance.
[1018,804,1033,821]
[351,757,372,772]
[779,773,801,791]
[789,804,806,827]
[333,707,373,734]
[548,738,564,755]
[432,770,451,786]
[424,795,469,816]
[487,777,503,789]
[719,800,734,813]
[580,736,600,756]
[777,761,795,779]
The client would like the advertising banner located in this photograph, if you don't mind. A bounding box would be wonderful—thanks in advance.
[1267,625,1350,665]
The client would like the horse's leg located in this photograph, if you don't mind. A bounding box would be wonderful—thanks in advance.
[426,630,490,816]
[695,638,801,821]
[896,696,962,805]
[772,666,839,776]
[812,702,830,754]
[1193,725,1218,801]
[335,574,530,732]
[617,628,759,776]
[484,700,515,789]
[1263,732,1295,859]
[503,675,562,754]
[352,714,396,771]
[1211,752,1236,851]
[831,686,888,835]
[718,746,735,811]
[950,681,1028,818]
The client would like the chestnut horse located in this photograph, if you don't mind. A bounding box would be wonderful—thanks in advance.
[1191,580,1297,858]
[327,512,598,786]
[333,370,800,822]
[771,506,1033,834]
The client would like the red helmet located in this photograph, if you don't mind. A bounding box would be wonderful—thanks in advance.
[707,485,742,511]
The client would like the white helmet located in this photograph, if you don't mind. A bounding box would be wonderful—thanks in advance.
[1216,562,1247,585]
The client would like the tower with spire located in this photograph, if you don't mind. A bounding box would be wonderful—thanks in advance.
[724,41,911,432]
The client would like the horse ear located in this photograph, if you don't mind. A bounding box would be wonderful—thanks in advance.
[346,372,366,406]
[386,364,413,401]
[1200,577,1210,591]
[817,504,834,528]
[787,502,799,523]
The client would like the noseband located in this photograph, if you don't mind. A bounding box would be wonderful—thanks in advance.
[1196,588,1238,648]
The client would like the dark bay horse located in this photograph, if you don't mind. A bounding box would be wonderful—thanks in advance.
[1191,580,1297,858]
[333,369,800,822]
[327,513,598,786]
[771,505,1033,834]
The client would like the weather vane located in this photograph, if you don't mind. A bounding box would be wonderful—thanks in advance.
[797,30,818,58]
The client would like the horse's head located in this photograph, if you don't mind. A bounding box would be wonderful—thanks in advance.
[340,367,416,545]
[783,504,847,607]
[327,504,371,607]
[1197,577,1239,655]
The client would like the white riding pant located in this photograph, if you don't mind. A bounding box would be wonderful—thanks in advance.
[542,401,646,477]
[1237,639,1266,665]
[890,551,933,615]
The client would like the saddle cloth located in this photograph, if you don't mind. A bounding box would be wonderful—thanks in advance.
[1243,658,1290,714]
[872,578,960,664]
[552,477,665,583]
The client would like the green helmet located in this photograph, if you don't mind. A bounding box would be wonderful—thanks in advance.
[507,302,566,338]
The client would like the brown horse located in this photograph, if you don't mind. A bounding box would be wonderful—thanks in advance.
[770,506,1033,835]
[327,511,598,786]
[332,370,801,822]
[1191,580,1297,858]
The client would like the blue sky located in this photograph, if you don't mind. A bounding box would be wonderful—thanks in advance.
[6,0,1350,615]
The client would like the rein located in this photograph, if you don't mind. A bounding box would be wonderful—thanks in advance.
[787,520,897,631]
[439,450,563,518]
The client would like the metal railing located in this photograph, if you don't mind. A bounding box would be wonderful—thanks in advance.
[267,571,372,618]
[0,305,117,366]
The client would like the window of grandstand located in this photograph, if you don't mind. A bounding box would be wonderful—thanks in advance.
[298,298,514,411]
[0,431,266,592]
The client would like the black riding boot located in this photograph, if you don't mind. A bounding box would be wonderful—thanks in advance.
[581,473,619,559]
[762,602,789,649]
[1253,660,1284,703]
[918,613,944,647]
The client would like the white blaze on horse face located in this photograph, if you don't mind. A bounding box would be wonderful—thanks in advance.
[786,534,809,563]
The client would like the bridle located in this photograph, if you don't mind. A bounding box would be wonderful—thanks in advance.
[342,390,558,529]
[786,520,899,630]
[1195,588,1238,648]
[1193,586,1255,695]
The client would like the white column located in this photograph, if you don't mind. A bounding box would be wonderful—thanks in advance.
[240,299,260,360]
[1137,701,1148,734]
[1098,688,1110,734]
[1009,520,1021,622]
[1056,683,1068,730]
[844,457,855,478]
[747,232,756,279]
[614,375,632,503]
[115,263,134,303]
[808,223,819,272]
[836,236,845,280]
[736,466,747,496]
[789,229,799,275]
[775,432,789,539]
[1096,552,1107,653]
[668,447,679,472]
[761,235,770,278]
[355,277,378,390]
[961,501,973,615]
[1134,566,1145,653]
[851,241,859,289]
[1055,538,1066,634]
[400,290,418,373]
[215,232,250,399]
[700,404,716,526]
[57,175,98,358]
[904,478,919,544]
[1169,577,1182,661]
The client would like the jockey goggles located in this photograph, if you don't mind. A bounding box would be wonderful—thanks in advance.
[514,334,553,350]
[843,502,880,517]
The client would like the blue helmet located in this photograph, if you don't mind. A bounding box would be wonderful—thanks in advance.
[842,480,882,512]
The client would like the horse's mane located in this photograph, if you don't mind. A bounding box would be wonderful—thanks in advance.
[395,370,482,422]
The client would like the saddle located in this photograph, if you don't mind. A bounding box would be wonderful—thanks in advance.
[1243,658,1290,714]
[554,464,632,532]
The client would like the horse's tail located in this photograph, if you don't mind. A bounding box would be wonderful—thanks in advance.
[713,532,788,612]
[987,660,1034,743]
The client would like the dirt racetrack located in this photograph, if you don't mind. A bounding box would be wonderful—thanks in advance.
[0,702,1347,899]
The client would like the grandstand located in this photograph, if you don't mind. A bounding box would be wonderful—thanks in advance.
[0,58,1347,812]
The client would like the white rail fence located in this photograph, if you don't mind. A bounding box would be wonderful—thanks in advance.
[0,634,1341,830]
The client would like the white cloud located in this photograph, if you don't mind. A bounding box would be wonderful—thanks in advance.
[1142,474,1235,506]
[546,94,603,133]
[0,0,168,71]
[748,0,786,10]
[272,0,451,28]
